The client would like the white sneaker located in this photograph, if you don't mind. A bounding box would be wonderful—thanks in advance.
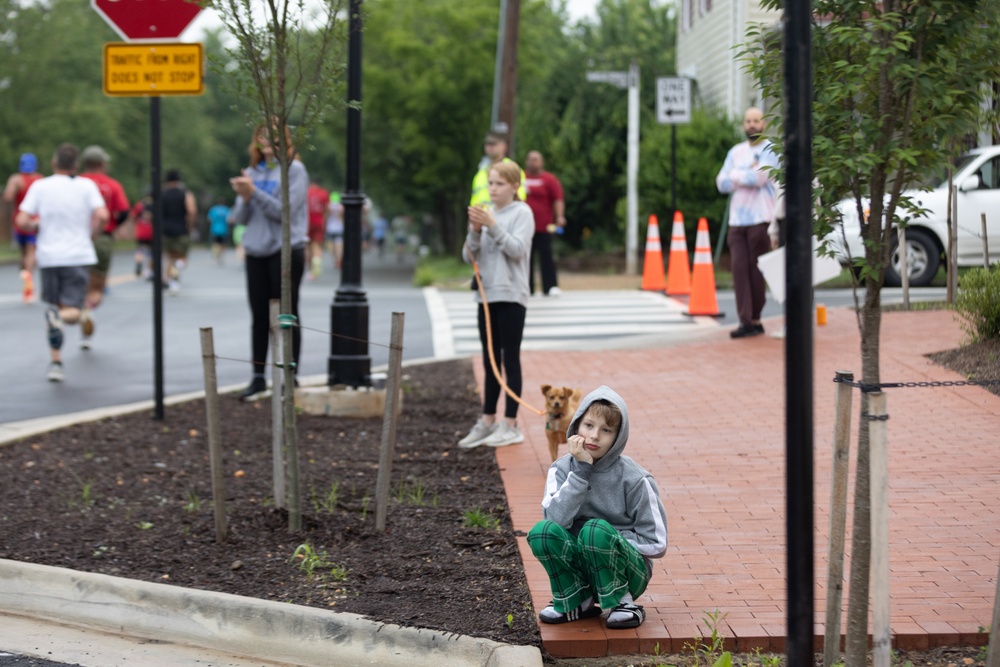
[168,280,180,295]
[47,362,64,382]
[482,422,524,447]
[546,287,562,296]
[458,418,497,449]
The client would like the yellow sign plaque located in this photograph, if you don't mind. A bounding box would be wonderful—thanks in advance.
[103,42,204,96]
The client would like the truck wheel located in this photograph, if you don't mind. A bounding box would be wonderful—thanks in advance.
[885,228,941,287]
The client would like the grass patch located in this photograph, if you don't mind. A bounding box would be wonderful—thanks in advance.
[463,507,501,531]
[414,254,472,288]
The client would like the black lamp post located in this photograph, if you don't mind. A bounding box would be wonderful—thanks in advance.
[328,0,371,388]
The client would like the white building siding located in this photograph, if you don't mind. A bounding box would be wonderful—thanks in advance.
[677,0,780,121]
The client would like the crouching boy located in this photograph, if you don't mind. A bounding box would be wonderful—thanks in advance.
[527,386,667,629]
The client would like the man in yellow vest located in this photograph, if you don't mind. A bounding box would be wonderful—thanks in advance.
[470,125,525,206]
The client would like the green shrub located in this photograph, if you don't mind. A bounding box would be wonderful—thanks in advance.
[956,265,1000,341]
[413,254,470,287]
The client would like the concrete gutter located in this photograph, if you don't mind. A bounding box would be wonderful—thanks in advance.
[0,559,542,667]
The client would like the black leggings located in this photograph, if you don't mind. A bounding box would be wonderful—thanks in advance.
[476,301,527,420]
[246,247,305,376]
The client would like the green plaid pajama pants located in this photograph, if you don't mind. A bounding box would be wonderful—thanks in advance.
[527,518,651,613]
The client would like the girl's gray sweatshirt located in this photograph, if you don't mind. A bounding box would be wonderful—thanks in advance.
[462,199,534,307]
[230,159,309,257]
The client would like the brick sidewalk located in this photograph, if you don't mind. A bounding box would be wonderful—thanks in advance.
[475,306,1000,658]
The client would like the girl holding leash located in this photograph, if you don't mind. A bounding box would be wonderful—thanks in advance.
[458,160,535,449]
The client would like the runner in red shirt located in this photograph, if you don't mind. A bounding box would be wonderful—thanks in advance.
[524,150,566,296]
[127,196,154,279]
[306,181,330,279]
[3,153,43,302]
[79,145,130,349]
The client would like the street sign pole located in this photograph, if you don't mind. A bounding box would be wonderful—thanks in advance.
[671,124,677,219]
[586,67,640,275]
[656,76,692,228]
[626,60,639,276]
[150,98,165,420]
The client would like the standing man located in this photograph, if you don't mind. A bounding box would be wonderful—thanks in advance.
[470,125,525,208]
[79,145,130,349]
[16,144,108,382]
[161,169,197,295]
[524,150,566,296]
[3,153,43,302]
[716,107,779,338]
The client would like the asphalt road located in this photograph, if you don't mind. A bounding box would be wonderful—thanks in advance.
[0,246,432,424]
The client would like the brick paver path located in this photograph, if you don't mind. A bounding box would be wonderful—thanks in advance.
[475,306,1000,658]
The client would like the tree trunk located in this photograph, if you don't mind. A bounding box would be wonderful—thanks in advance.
[845,278,883,667]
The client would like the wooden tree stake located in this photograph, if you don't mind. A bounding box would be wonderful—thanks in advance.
[199,327,227,543]
[375,312,405,532]
[824,371,854,667]
[869,392,890,667]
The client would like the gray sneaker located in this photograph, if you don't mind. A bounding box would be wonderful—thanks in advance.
[47,362,64,383]
[458,418,497,449]
[45,306,64,350]
[482,422,525,447]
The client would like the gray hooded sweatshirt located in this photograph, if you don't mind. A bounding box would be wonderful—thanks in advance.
[461,199,533,307]
[230,159,309,257]
[541,386,668,568]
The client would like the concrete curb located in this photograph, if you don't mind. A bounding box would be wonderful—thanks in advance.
[0,559,542,667]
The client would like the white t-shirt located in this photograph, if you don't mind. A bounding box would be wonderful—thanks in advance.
[19,174,104,268]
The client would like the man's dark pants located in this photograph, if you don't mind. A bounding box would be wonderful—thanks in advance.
[529,232,558,295]
[727,223,770,326]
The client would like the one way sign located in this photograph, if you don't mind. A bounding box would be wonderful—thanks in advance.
[656,77,691,124]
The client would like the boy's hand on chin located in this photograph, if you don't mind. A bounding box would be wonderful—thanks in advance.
[568,435,594,465]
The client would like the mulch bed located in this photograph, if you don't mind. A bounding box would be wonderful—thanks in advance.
[0,358,541,649]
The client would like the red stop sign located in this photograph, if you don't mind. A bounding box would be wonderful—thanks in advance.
[91,0,203,41]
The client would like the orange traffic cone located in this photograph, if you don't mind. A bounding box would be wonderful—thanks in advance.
[685,218,724,317]
[665,210,691,295]
[640,214,667,291]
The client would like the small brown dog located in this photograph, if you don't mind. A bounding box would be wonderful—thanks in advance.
[541,384,583,461]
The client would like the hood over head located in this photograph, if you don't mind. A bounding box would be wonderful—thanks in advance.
[567,385,630,470]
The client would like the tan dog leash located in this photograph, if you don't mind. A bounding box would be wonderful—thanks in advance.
[467,245,545,417]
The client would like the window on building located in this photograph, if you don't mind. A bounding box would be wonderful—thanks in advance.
[699,0,711,16]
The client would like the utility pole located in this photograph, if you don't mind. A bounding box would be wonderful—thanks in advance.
[495,0,520,154]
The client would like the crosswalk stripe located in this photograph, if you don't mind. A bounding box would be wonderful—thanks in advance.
[428,288,718,356]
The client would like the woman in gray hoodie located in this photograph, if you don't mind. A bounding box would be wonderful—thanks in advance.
[229,124,309,401]
[528,386,668,629]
